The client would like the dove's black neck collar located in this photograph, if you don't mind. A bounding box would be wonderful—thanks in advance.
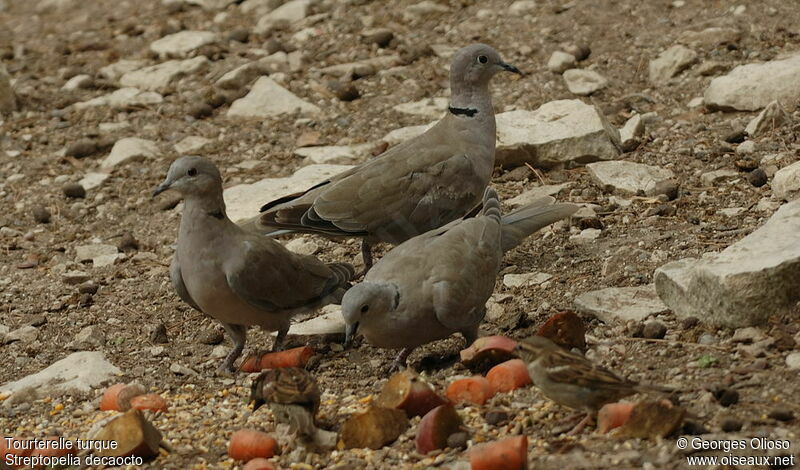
[448,105,478,117]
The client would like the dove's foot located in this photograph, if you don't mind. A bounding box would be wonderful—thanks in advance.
[272,326,289,352]
[221,323,247,371]
[384,347,413,374]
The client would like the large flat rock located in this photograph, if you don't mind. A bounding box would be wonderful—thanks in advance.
[587,161,675,195]
[150,31,218,58]
[495,100,621,168]
[120,57,209,91]
[0,351,121,404]
[224,164,353,222]
[704,54,800,111]
[575,285,669,323]
[654,200,800,327]
[227,76,320,118]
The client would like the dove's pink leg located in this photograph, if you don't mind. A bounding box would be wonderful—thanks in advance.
[357,240,373,277]
[220,323,247,372]
[272,325,289,351]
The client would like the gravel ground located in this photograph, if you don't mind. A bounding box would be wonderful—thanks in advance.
[1,0,799,468]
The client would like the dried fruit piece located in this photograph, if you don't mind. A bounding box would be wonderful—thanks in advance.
[415,404,463,454]
[228,430,279,461]
[597,402,636,433]
[92,409,162,458]
[536,312,586,350]
[446,376,495,405]
[243,457,277,470]
[616,400,686,439]
[470,435,528,470]
[376,370,446,418]
[486,359,532,393]
[460,336,518,372]
[99,382,147,411]
[129,393,168,413]
[240,346,315,372]
[340,406,409,449]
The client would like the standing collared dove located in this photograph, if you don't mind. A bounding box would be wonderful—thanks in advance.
[340,188,578,368]
[153,156,354,372]
[257,44,521,272]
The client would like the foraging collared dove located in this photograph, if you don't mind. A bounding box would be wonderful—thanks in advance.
[250,367,337,449]
[153,156,354,372]
[340,188,578,368]
[257,44,521,272]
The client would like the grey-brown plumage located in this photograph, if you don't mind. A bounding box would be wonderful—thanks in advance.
[517,335,674,433]
[250,368,336,450]
[341,188,578,367]
[257,44,521,272]
[154,156,354,372]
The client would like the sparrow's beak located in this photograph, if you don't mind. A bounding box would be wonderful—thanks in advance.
[344,322,359,348]
[152,181,171,198]
[249,399,263,411]
[500,62,522,75]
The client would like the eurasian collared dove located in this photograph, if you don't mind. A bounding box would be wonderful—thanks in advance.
[340,188,578,368]
[153,156,354,372]
[256,44,521,272]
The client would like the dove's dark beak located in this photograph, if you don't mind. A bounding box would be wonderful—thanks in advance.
[500,62,522,75]
[344,322,359,347]
[152,181,171,198]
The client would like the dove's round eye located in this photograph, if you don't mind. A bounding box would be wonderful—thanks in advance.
[360,305,369,313]
[477,55,488,64]
[187,168,197,176]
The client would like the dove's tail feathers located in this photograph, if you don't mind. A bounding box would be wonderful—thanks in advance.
[327,262,356,286]
[500,202,580,252]
[479,187,502,223]
[324,262,356,304]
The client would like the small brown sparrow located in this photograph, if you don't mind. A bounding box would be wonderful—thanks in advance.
[250,368,336,449]
[517,335,672,432]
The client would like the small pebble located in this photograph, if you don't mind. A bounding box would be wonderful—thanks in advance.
[746,168,767,187]
[65,139,98,158]
[446,432,469,450]
[227,29,249,43]
[32,206,51,223]
[681,317,699,328]
[723,129,746,143]
[364,29,394,47]
[197,328,224,345]
[642,321,667,339]
[720,417,743,432]
[715,388,739,407]
[563,43,591,61]
[645,180,679,200]
[149,323,169,344]
[578,217,603,230]
[682,420,707,435]
[118,232,139,251]
[78,282,98,295]
[328,80,360,101]
[767,409,794,422]
[188,103,213,119]
[62,183,86,198]
[484,409,509,426]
